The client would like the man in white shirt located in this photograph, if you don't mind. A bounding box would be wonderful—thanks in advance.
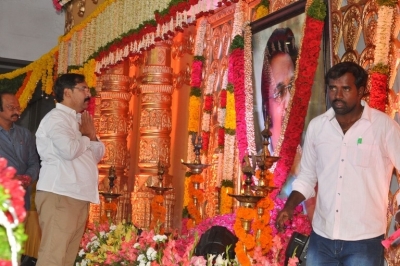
[276,62,400,265]
[35,73,105,266]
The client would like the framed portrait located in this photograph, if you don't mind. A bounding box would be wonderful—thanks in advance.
[251,0,329,157]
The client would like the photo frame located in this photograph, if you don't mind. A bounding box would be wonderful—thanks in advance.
[251,0,330,159]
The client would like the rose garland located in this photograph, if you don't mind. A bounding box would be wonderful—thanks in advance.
[272,0,326,197]
[369,64,389,112]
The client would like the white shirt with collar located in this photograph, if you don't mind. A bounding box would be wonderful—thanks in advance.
[293,100,400,240]
[36,103,105,203]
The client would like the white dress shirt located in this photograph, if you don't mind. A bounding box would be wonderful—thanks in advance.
[36,103,105,203]
[293,101,400,240]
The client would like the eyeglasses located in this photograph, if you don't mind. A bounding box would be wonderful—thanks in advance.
[5,105,21,112]
[73,86,90,93]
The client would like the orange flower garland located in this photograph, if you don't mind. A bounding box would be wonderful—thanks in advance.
[253,197,274,253]
[234,206,257,265]
[186,174,204,229]
[150,195,166,231]
[15,71,32,100]
[220,186,233,214]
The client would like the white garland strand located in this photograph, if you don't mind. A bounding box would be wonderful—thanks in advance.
[244,22,256,157]
[374,5,394,65]
[222,134,235,180]
[231,0,243,38]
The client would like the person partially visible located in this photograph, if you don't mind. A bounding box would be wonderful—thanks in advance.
[0,92,39,211]
[261,27,298,152]
[276,62,400,265]
[35,73,105,266]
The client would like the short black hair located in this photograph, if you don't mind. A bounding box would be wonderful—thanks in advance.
[53,73,85,103]
[265,27,298,66]
[325,62,368,89]
[0,92,16,112]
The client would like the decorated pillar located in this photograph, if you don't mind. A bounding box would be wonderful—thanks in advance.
[131,41,175,231]
[98,60,132,223]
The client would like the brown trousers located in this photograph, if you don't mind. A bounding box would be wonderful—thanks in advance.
[35,191,88,266]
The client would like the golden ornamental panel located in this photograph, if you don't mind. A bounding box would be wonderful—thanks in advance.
[343,5,362,51]
[102,74,130,84]
[140,109,172,131]
[211,27,223,60]
[271,0,298,13]
[138,137,171,167]
[141,94,172,104]
[362,1,378,47]
[143,65,173,74]
[331,0,343,11]
[139,84,174,94]
[331,11,343,55]
[99,114,130,134]
[100,98,130,109]
[142,76,171,84]
[172,30,195,59]
[207,4,236,26]
[101,140,129,167]
[359,45,375,69]
[341,50,359,62]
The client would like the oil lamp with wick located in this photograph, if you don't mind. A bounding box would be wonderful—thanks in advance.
[99,166,121,223]
[181,133,210,174]
[147,161,173,195]
[251,115,278,196]
[181,133,210,222]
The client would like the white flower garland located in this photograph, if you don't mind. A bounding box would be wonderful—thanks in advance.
[222,134,236,180]
[231,0,244,38]
[243,22,256,157]
[374,5,394,65]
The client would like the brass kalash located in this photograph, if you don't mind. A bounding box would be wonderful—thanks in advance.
[229,117,278,232]
[99,166,121,223]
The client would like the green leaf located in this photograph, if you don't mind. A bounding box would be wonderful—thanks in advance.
[371,63,389,75]
[229,35,244,52]
[307,0,327,21]
[221,179,234,188]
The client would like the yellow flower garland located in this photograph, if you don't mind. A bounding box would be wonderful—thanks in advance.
[225,90,236,131]
[187,96,201,132]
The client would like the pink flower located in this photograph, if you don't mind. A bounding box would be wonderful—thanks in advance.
[190,256,207,265]
[191,61,203,87]
[288,256,299,266]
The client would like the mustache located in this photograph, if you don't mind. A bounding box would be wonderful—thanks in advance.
[332,99,345,105]
[84,97,91,102]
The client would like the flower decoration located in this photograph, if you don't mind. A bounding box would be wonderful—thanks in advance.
[150,195,166,232]
[0,158,27,266]
[219,179,234,214]
[272,0,326,197]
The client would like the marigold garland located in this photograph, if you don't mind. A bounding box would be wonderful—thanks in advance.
[234,206,257,266]
[220,179,234,214]
[186,174,204,228]
[150,195,166,231]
